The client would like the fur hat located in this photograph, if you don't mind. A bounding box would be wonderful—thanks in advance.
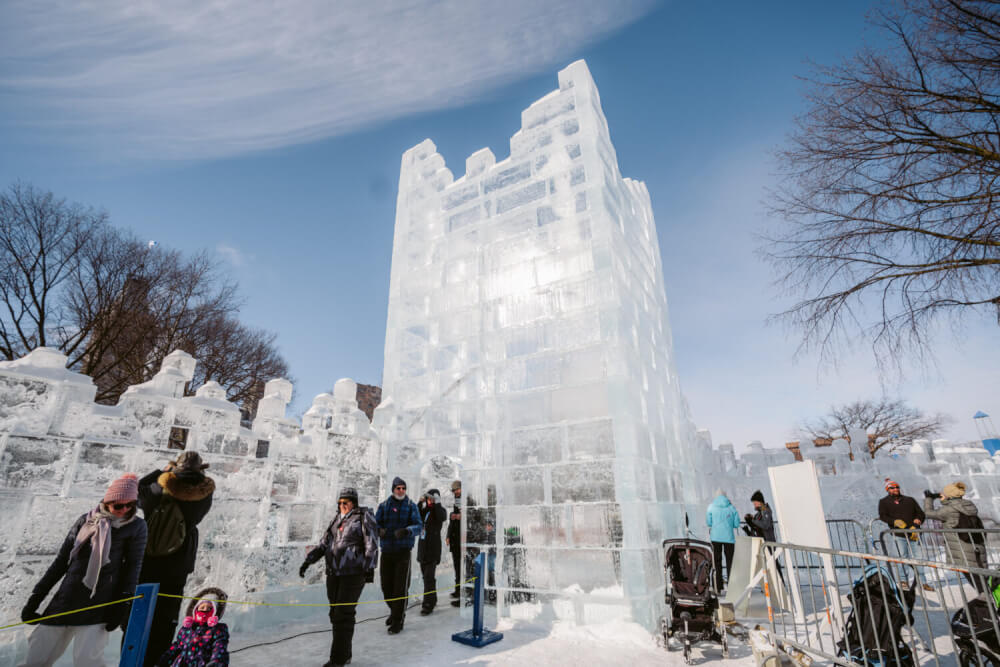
[338,487,359,505]
[184,587,227,621]
[103,473,139,504]
[172,451,209,472]
[750,490,765,504]
[942,481,967,498]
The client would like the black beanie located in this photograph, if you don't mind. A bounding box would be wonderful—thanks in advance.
[338,487,359,504]
[751,490,765,504]
[392,476,406,490]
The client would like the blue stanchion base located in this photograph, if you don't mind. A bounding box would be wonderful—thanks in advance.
[452,628,504,648]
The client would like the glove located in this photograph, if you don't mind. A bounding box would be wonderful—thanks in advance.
[299,562,309,578]
[21,607,42,624]
[394,527,409,539]
[893,519,908,529]
[924,490,937,498]
[379,527,387,538]
[744,514,753,524]
[365,569,375,583]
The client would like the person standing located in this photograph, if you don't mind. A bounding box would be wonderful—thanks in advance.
[300,487,378,667]
[417,489,447,615]
[134,451,215,666]
[744,490,784,582]
[375,476,422,634]
[446,480,463,606]
[19,473,147,667]
[705,490,740,591]
[924,481,987,592]
[878,479,929,590]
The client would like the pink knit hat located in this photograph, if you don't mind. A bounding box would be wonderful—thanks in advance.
[103,473,139,504]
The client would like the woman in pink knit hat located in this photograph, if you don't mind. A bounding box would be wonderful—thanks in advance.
[19,473,148,667]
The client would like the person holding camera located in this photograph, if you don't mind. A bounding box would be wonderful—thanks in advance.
[300,487,379,667]
[924,482,987,592]
[417,489,447,615]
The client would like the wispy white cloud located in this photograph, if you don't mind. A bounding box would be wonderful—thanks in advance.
[216,243,250,267]
[0,0,656,160]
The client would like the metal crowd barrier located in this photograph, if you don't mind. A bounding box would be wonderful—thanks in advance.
[879,527,1000,572]
[758,539,1000,666]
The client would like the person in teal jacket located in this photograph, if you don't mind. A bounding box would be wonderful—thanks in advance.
[706,491,741,591]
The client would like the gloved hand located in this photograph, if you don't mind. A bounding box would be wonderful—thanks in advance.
[744,513,753,524]
[379,527,387,538]
[365,570,375,583]
[893,519,908,529]
[20,606,42,624]
[394,527,409,539]
[924,489,938,498]
[299,562,309,578]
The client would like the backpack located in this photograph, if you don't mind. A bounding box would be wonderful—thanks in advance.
[956,511,986,546]
[144,494,187,557]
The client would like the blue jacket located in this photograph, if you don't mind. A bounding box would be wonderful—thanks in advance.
[375,495,422,553]
[706,495,741,544]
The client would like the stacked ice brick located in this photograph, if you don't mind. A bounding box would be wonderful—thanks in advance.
[377,60,704,628]
[0,347,382,656]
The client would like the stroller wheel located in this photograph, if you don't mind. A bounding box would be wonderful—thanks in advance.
[960,648,1000,666]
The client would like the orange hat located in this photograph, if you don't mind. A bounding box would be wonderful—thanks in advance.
[885,479,900,491]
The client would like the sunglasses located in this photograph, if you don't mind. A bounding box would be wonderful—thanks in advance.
[393,486,406,491]
[109,502,135,511]
[338,500,353,506]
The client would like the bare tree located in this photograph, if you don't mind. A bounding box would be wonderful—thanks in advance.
[765,0,1000,370]
[801,398,951,457]
[0,182,291,411]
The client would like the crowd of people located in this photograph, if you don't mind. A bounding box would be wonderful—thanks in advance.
[16,453,478,667]
[15,446,993,666]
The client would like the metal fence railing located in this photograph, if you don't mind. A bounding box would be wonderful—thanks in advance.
[758,540,1000,666]
[878,528,1000,574]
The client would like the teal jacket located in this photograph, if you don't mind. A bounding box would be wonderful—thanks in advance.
[706,495,741,544]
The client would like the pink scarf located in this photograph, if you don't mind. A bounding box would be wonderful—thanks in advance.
[69,506,114,598]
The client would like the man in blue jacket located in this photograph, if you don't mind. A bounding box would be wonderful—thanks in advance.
[706,490,741,591]
[375,476,423,634]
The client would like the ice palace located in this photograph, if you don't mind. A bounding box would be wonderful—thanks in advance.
[1,60,998,664]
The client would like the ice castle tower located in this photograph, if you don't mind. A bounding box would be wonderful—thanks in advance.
[379,60,702,627]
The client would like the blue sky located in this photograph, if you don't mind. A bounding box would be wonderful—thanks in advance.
[1,1,996,449]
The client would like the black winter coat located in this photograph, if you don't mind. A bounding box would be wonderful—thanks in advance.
[446,501,461,553]
[138,469,214,580]
[28,511,147,626]
[417,501,446,565]
[878,494,925,529]
[304,507,379,577]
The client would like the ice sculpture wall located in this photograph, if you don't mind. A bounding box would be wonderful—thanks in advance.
[378,60,706,628]
[0,348,383,656]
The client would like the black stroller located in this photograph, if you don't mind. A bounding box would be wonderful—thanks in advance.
[952,597,1000,666]
[836,564,916,666]
[660,538,729,664]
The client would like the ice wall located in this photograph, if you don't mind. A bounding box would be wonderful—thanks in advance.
[0,348,383,657]
[379,60,702,629]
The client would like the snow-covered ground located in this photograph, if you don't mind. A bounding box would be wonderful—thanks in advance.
[226,603,754,666]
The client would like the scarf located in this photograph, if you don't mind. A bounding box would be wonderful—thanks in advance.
[69,504,134,598]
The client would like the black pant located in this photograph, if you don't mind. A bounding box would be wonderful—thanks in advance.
[420,561,438,610]
[129,567,186,667]
[326,573,365,665]
[450,548,461,596]
[711,541,734,591]
[380,550,412,628]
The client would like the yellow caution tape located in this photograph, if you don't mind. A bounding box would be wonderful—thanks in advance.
[1,595,142,631]
[158,577,478,608]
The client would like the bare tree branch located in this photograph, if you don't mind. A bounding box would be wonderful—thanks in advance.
[800,397,951,457]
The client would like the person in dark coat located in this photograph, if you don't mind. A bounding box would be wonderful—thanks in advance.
[445,480,463,605]
[134,451,215,666]
[416,488,446,615]
[878,479,930,590]
[374,476,422,634]
[300,488,379,667]
[155,587,230,667]
[19,473,147,667]
[744,490,784,583]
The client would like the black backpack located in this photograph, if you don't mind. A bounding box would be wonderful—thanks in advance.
[144,495,187,557]
[956,511,986,546]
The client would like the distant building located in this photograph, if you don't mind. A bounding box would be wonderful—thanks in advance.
[355,383,381,421]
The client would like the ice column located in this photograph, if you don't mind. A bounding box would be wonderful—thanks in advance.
[380,60,700,627]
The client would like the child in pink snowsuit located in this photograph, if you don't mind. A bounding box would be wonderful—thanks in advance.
[156,587,229,667]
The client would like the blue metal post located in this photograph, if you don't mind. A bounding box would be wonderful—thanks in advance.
[452,552,503,648]
[119,583,159,667]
